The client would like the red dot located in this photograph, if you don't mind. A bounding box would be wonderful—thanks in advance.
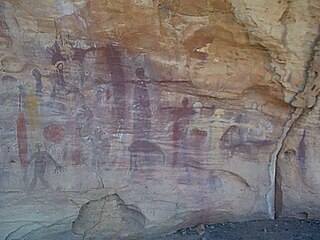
[43,124,65,144]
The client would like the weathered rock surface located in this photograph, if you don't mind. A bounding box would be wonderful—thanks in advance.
[276,40,320,219]
[72,194,147,239]
[0,0,319,238]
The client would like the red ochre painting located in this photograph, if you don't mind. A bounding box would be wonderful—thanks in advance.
[43,124,65,144]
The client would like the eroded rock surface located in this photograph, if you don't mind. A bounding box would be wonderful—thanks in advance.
[72,194,147,239]
[0,0,319,239]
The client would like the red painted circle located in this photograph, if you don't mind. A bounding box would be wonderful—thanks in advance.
[43,124,65,144]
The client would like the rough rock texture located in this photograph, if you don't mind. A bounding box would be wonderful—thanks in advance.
[276,41,320,219]
[0,0,319,239]
[72,194,148,239]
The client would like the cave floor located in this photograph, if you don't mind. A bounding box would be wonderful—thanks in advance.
[154,219,320,240]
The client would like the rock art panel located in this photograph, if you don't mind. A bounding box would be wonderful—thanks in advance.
[0,0,319,239]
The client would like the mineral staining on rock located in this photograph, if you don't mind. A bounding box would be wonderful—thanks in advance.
[0,0,319,239]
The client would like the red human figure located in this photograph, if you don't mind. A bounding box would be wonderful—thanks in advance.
[161,98,195,166]
[16,88,28,182]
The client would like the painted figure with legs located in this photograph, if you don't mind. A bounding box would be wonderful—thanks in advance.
[28,143,65,192]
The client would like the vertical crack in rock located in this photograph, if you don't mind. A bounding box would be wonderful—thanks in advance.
[267,107,303,219]
[299,28,320,94]
[83,196,107,239]
[264,22,320,219]
[273,32,320,218]
[272,37,319,217]
[271,39,318,217]
[274,164,283,220]
[72,195,107,238]
[291,30,320,107]
[273,99,320,219]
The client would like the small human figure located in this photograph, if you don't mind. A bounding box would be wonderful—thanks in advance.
[50,61,68,99]
[55,62,67,89]
[92,127,111,167]
[28,143,65,192]
[31,69,43,96]
[189,101,215,140]
[116,118,125,142]
[133,68,151,140]
[95,84,112,106]
[76,104,93,128]
[185,101,215,166]
[90,127,111,188]
[189,102,209,143]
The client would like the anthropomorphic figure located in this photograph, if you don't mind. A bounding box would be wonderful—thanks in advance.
[161,97,195,166]
[186,101,215,164]
[105,44,126,133]
[52,62,67,98]
[95,84,112,107]
[91,127,111,188]
[92,127,111,167]
[189,101,208,147]
[133,68,151,140]
[28,143,65,192]
[17,86,29,182]
[32,69,43,96]
[76,104,93,129]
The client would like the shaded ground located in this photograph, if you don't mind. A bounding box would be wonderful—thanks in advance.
[153,219,320,240]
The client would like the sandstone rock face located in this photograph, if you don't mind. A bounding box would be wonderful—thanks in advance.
[276,41,320,219]
[0,0,319,239]
[72,194,148,239]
